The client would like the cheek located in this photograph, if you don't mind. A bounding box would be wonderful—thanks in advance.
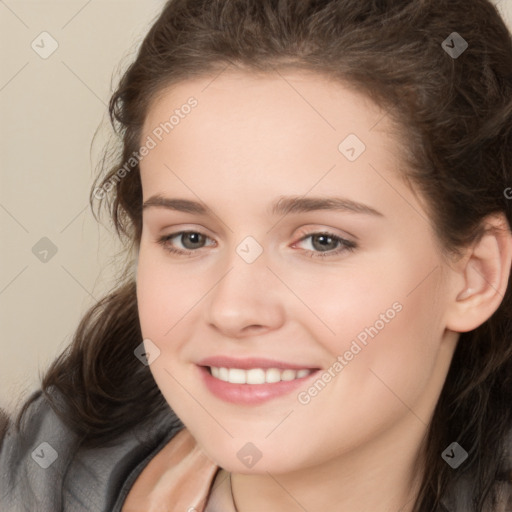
[283,280,446,463]
[135,252,199,402]
[136,266,169,338]
[136,249,199,338]
[299,251,446,396]
[366,277,446,393]
[315,247,444,354]
[313,268,446,423]
[274,257,404,353]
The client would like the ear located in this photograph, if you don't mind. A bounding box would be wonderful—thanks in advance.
[445,213,512,333]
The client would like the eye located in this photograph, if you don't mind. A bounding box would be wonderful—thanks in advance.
[156,229,357,258]
[157,231,215,255]
[292,231,357,258]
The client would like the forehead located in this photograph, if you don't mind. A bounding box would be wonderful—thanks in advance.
[142,70,388,144]
[141,71,402,165]
[138,71,414,218]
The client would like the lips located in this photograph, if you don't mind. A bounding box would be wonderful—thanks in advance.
[197,356,320,371]
[196,356,322,405]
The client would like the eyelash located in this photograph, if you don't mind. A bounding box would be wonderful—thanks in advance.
[156,230,357,259]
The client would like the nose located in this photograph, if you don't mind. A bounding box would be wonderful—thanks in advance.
[204,253,286,338]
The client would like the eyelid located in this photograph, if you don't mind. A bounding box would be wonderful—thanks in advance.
[291,229,357,255]
[293,225,354,241]
[160,230,216,252]
[153,221,215,235]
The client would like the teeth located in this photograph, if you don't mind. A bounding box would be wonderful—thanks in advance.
[228,368,246,384]
[219,367,229,381]
[209,366,314,384]
[281,369,297,381]
[246,368,265,384]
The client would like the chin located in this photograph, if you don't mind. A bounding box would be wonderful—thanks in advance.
[195,435,307,475]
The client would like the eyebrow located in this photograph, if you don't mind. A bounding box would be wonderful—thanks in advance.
[142,194,384,218]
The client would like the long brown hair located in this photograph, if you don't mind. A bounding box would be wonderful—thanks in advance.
[14,1,512,510]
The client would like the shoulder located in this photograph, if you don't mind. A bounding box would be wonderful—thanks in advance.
[0,389,76,511]
[0,388,184,512]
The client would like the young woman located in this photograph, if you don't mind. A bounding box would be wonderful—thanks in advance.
[1,0,512,511]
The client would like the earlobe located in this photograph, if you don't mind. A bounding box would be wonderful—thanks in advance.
[446,214,512,333]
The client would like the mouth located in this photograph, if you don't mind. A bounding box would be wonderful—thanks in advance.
[196,357,322,405]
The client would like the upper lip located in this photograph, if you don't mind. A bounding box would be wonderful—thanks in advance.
[197,356,320,370]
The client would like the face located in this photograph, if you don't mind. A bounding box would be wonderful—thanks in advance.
[136,70,459,475]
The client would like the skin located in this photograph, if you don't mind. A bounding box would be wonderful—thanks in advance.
[135,70,512,512]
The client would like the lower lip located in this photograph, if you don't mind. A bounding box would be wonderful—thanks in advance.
[197,365,320,405]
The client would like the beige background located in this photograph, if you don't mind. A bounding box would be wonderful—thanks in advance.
[1,0,511,414]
